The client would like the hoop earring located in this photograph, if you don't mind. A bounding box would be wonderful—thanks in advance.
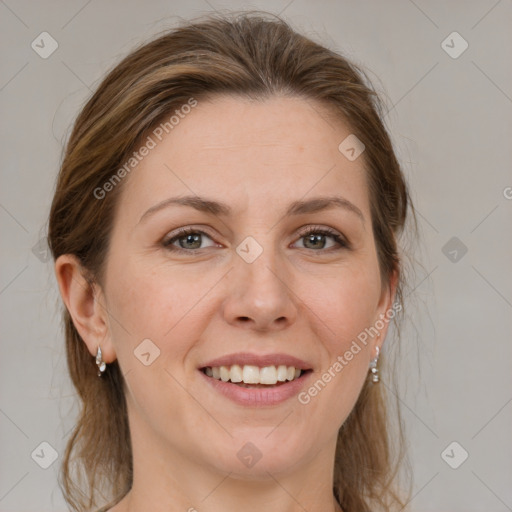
[96,345,107,377]
[369,344,380,384]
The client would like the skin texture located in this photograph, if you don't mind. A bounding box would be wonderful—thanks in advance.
[56,95,397,512]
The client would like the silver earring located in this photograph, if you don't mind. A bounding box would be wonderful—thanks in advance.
[96,345,107,377]
[369,345,380,383]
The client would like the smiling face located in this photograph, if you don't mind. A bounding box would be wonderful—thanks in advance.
[97,94,396,480]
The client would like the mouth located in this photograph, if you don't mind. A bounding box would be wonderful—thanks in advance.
[200,364,313,388]
[197,353,315,406]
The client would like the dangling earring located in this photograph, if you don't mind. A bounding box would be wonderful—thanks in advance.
[369,342,380,384]
[96,345,107,377]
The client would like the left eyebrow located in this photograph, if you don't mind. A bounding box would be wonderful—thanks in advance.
[138,194,365,225]
[285,196,365,224]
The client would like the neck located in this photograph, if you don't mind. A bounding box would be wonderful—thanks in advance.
[113,411,342,512]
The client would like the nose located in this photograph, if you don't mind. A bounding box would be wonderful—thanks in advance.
[222,249,298,332]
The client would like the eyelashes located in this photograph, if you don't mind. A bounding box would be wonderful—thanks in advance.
[295,226,349,250]
[162,227,218,252]
[162,225,350,254]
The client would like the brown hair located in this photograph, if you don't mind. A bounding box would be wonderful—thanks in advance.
[49,11,415,512]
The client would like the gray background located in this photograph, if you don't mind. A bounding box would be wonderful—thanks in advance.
[1,0,511,510]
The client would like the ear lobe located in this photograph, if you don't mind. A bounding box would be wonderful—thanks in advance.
[54,254,116,363]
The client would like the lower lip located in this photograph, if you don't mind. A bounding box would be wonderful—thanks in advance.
[198,370,313,406]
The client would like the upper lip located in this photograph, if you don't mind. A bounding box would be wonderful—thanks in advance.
[200,352,313,370]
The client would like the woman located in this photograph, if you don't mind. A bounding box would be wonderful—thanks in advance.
[49,11,414,512]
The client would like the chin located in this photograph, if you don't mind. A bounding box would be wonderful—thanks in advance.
[205,436,309,478]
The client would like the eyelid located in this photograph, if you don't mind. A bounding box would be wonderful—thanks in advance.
[293,224,350,249]
[295,224,341,237]
[162,224,350,253]
[162,226,217,247]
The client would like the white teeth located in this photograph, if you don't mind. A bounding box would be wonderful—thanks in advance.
[220,366,230,382]
[260,366,277,385]
[204,364,304,385]
[242,365,260,384]
[230,364,243,383]
[277,365,288,382]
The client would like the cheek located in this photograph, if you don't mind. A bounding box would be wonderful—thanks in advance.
[103,257,173,356]
[104,257,217,367]
[292,258,381,419]
[300,279,378,430]
[309,261,382,354]
[108,272,168,335]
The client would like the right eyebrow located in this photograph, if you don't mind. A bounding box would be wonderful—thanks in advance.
[138,195,231,224]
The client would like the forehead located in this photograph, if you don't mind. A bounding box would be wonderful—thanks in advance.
[171,94,352,160]
[119,95,370,221]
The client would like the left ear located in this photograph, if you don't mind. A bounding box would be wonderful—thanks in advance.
[373,267,399,355]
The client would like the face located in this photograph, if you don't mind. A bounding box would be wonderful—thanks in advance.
[98,95,395,478]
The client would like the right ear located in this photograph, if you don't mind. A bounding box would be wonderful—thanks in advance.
[54,254,117,363]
